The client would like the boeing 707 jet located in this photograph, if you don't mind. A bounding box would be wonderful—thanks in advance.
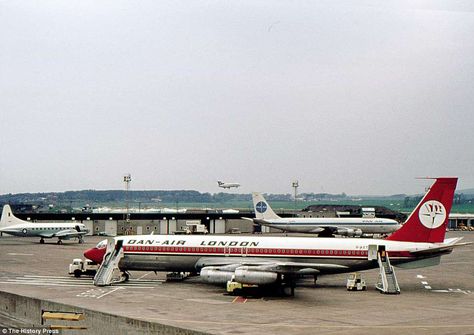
[84,178,467,295]
[246,193,401,236]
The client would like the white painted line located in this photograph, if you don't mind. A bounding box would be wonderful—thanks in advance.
[11,278,91,283]
[14,280,90,284]
[24,275,75,279]
[137,272,151,280]
[0,281,90,288]
[96,287,124,299]
[421,281,428,285]
[424,286,432,290]
[15,277,92,282]
[7,253,34,256]
[416,275,426,279]
[432,290,450,293]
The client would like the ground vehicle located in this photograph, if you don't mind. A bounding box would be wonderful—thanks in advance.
[69,258,99,278]
[226,280,258,295]
[346,272,367,291]
[174,221,208,235]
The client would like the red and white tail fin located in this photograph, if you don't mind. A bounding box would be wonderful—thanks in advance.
[387,177,457,243]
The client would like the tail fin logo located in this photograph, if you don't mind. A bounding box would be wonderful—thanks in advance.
[419,200,446,229]
[255,201,268,213]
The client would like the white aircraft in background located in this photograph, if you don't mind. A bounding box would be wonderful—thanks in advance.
[0,205,89,244]
[84,177,467,295]
[217,181,240,189]
[246,192,401,237]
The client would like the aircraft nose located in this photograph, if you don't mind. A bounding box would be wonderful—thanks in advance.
[84,247,106,264]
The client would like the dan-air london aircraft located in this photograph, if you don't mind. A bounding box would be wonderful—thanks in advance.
[85,177,467,294]
[0,205,89,244]
[217,181,240,189]
[246,192,401,236]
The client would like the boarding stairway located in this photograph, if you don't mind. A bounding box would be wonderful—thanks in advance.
[94,239,125,286]
[375,249,400,294]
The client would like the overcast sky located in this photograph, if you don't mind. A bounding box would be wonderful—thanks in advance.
[1,1,473,195]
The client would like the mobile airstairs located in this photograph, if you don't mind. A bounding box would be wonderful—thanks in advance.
[373,246,400,294]
[94,239,127,286]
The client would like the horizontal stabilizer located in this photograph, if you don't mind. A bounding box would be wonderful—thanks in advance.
[409,238,471,256]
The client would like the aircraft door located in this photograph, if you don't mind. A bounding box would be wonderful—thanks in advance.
[224,246,230,257]
[241,247,248,257]
[368,245,378,260]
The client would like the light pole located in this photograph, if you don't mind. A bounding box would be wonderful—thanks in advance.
[123,174,131,223]
[292,180,299,215]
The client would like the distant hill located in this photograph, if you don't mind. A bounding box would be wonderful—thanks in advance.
[1,188,472,211]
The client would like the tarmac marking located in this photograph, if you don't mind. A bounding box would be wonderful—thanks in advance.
[24,275,86,279]
[416,275,472,294]
[416,274,426,279]
[137,272,151,280]
[0,281,90,288]
[232,296,247,303]
[96,287,124,299]
[77,288,108,298]
[446,288,471,295]
[0,275,159,290]
[7,253,34,256]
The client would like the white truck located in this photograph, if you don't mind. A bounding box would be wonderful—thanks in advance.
[69,258,99,278]
[174,221,208,235]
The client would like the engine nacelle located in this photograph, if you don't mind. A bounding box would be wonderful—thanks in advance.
[337,228,363,237]
[234,268,278,285]
[200,267,234,284]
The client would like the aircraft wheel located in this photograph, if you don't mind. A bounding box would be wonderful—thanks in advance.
[282,286,294,296]
[57,240,63,245]
[40,239,45,244]
[123,272,130,281]
[78,238,84,244]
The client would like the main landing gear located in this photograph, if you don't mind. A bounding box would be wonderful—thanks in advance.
[39,238,45,244]
[78,236,84,244]
[57,239,63,245]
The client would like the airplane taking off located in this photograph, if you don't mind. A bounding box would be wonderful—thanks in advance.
[84,177,468,294]
[217,181,240,189]
[0,205,89,244]
[247,193,401,237]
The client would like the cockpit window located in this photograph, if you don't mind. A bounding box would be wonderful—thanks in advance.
[96,239,108,249]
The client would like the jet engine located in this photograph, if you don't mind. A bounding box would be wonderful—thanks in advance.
[337,228,363,237]
[234,267,278,285]
[200,267,234,284]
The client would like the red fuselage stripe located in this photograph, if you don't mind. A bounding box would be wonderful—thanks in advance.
[121,246,413,258]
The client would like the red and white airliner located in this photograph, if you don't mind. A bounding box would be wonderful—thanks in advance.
[84,177,467,292]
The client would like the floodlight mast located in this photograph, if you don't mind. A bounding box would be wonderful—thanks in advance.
[292,180,299,215]
[124,174,132,223]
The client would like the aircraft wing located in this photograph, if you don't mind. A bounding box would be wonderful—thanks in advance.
[38,232,56,238]
[49,229,87,240]
[196,257,348,274]
[245,218,331,234]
